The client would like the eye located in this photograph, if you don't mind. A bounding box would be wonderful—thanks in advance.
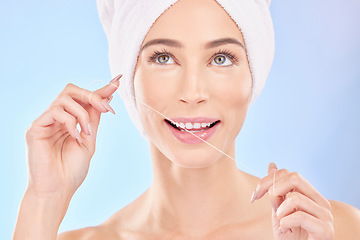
[156,54,175,64]
[212,54,232,66]
[148,49,176,65]
[210,49,240,67]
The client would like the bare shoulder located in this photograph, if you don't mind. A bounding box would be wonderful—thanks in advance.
[57,225,119,240]
[329,200,360,239]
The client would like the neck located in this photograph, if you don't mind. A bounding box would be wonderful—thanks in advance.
[146,143,256,237]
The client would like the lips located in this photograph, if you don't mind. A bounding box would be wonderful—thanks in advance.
[165,117,220,144]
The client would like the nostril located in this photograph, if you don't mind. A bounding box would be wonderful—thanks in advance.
[179,97,206,104]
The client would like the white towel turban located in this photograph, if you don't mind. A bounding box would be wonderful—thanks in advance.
[97,0,275,139]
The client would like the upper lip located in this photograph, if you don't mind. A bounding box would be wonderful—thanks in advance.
[166,117,220,124]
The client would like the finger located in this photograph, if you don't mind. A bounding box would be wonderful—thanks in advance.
[86,104,102,139]
[272,171,331,210]
[80,76,121,140]
[251,163,282,202]
[276,191,333,222]
[279,211,334,238]
[268,162,278,175]
[107,95,113,103]
[94,74,122,98]
[268,169,292,210]
[59,95,91,135]
[271,207,282,236]
[269,182,285,212]
[38,107,81,143]
[62,83,113,114]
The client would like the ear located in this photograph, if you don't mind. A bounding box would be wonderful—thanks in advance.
[96,0,115,38]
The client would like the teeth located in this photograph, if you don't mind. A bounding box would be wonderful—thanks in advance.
[171,121,213,130]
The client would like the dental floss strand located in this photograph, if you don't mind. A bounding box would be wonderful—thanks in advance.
[126,90,261,177]
[84,80,261,177]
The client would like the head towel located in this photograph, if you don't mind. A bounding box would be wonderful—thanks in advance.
[97,0,275,138]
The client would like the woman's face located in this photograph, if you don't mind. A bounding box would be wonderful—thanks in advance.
[133,0,252,168]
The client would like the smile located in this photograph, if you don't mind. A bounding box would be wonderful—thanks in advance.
[166,120,220,132]
[164,117,221,144]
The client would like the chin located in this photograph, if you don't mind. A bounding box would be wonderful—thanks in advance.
[164,144,229,169]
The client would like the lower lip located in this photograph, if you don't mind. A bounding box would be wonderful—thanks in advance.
[166,121,220,144]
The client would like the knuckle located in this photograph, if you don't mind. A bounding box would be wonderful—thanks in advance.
[289,171,300,185]
[63,83,77,95]
[289,192,301,206]
[294,211,305,221]
[53,105,63,113]
[276,169,289,178]
[65,83,75,89]
[53,95,67,106]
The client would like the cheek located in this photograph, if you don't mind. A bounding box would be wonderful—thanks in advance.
[133,65,178,135]
[134,67,178,107]
[213,69,252,108]
[213,69,251,138]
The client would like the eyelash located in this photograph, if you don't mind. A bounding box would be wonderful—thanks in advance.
[147,48,240,66]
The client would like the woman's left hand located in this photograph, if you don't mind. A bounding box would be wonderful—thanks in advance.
[252,163,335,240]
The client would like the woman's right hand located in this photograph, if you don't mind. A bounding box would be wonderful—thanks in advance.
[24,74,121,199]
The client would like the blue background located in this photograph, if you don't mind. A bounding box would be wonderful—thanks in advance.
[1,0,359,238]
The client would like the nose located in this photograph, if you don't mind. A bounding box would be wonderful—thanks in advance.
[178,66,208,105]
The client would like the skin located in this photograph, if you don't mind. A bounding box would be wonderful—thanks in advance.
[13,0,360,239]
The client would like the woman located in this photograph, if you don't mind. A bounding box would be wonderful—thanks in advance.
[13,0,360,239]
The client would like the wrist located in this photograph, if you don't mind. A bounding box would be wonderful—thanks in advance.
[25,186,73,202]
[13,189,72,240]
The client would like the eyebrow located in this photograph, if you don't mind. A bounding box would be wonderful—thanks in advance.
[140,37,245,52]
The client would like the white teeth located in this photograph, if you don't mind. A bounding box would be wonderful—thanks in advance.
[172,121,213,130]
[185,123,193,129]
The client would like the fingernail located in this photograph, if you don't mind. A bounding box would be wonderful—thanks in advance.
[268,162,278,173]
[250,190,257,203]
[107,95,113,103]
[102,99,115,114]
[110,74,122,84]
[74,129,82,144]
[88,123,95,141]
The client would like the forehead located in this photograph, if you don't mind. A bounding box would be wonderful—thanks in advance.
[142,0,245,48]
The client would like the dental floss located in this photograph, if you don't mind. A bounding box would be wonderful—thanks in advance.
[82,79,262,177]
[129,93,262,177]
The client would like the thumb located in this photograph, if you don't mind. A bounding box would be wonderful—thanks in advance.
[268,162,278,175]
[94,74,122,98]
